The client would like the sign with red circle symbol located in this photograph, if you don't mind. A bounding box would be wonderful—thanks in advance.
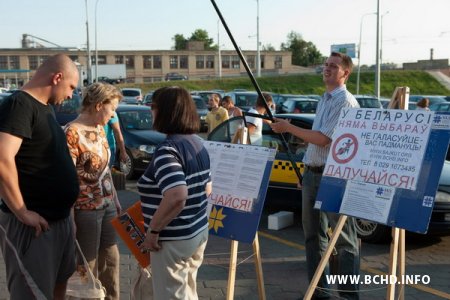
[331,133,358,164]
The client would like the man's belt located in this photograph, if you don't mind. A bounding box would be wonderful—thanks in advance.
[305,165,325,173]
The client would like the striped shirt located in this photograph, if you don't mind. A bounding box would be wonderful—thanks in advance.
[137,134,211,241]
[303,85,359,166]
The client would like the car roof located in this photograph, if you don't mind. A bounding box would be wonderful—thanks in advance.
[116,104,150,112]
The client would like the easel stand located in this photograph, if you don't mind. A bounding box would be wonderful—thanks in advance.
[226,127,266,300]
[305,87,410,299]
[226,233,266,300]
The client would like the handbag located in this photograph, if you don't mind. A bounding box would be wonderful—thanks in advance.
[131,266,153,300]
[66,240,106,299]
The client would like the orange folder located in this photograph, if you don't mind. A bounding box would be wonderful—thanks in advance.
[111,201,150,268]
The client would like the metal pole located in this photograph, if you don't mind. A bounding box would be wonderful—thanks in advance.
[356,12,375,95]
[256,0,261,77]
[95,0,100,82]
[218,20,222,78]
[380,11,389,68]
[375,0,381,98]
[85,0,92,85]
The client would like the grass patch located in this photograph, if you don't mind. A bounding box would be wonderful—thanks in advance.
[118,70,449,98]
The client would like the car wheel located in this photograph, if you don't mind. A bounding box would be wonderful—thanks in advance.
[355,218,391,243]
[121,149,136,180]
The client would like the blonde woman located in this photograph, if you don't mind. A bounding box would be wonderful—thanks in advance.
[64,82,123,300]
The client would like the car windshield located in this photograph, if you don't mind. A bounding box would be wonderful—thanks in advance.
[193,97,207,109]
[52,94,81,114]
[356,98,381,108]
[118,110,153,130]
[235,94,258,107]
[122,90,140,97]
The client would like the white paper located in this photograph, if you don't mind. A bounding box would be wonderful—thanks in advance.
[339,180,395,224]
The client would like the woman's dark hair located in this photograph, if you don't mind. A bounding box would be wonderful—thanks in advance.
[152,86,199,134]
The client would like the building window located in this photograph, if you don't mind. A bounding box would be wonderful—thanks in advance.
[9,56,19,69]
[153,56,161,69]
[222,55,230,69]
[247,56,255,69]
[97,55,106,65]
[206,55,214,69]
[169,56,178,69]
[143,56,152,69]
[231,56,240,69]
[115,56,124,64]
[0,56,7,69]
[275,55,282,69]
[261,55,265,69]
[29,56,39,70]
[179,55,188,69]
[69,55,78,62]
[125,55,134,69]
[196,55,204,69]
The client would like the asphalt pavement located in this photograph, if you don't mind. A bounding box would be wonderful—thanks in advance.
[1,184,450,299]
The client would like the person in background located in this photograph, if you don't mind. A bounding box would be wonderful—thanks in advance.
[104,112,127,169]
[245,92,273,146]
[138,86,211,300]
[0,54,80,299]
[416,97,430,111]
[221,95,243,118]
[64,82,123,300]
[270,52,360,299]
[205,93,228,133]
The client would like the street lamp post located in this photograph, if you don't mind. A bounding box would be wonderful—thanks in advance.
[256,0,261,77]
[218,20,222,78]
[380,11,389,68]
[356,12,375,95]
[84,0,92,85]
[375,0,381,99]
[95,0,100,83]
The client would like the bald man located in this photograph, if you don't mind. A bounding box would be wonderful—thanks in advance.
[0,54,80,299]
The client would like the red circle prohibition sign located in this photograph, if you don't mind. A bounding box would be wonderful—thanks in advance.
[331,133,358,164]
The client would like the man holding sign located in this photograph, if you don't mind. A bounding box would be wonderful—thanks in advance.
[271,52,360,299]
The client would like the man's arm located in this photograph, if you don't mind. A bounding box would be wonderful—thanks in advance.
[270,118,331,147]
[111,121,127,162]
[0,132,49,236]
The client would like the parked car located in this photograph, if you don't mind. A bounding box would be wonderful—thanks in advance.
[165,72,188,81]
[142,92,154,107]
[192,95,209,132]
[207,113,450,243]
[96,76,121,84]
[116,105,165,179]
[409,95,447,106]
[430,102,450,112]
[0,92,12,105]
[354,95,383,108]
[224,91,259,112]
[121,88,143,105]
[191,90,224,105]
[52,91,82,126]
[271,94,306,113]
[280,98,318,114]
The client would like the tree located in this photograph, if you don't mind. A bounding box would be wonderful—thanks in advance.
[281,31,324,67]
[172,34,187,50]
[262,43,276,51]
[172,29,218,50]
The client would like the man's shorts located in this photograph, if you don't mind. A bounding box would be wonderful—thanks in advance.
[0,211,75,299]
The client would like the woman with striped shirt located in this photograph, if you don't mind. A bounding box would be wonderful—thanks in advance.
[137,86,211,299]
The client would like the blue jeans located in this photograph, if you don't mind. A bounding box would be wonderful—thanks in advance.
[302,169,360,299]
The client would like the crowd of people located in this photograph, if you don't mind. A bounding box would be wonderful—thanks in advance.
[0,52,364,299]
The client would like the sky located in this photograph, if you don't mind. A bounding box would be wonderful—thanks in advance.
[2,0,450,66]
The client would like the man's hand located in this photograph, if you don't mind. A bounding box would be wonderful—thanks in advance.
[269,118,291,133]
[17,210,49,237]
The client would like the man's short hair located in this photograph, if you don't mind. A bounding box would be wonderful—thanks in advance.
[330,52,353,74]
[256,92,273,108]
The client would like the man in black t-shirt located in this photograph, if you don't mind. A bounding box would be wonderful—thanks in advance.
[0,54,80,300]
